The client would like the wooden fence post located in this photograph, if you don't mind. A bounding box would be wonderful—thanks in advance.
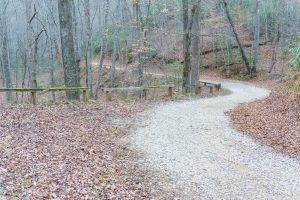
[168,86,173,97]
[209,86,213,94]
[195,86,201,95]
[83,90,88,102]
[106,90,112,101]
[0,87,89,105]
[143,88,148,99]
[30,92,37,105]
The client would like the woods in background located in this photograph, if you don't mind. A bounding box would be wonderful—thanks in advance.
[0,0,300,102]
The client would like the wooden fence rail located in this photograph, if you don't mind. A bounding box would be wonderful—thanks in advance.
[199,81,222,93]
[103,81,223,101]
[104,85,174,101]
[0,87,89,104]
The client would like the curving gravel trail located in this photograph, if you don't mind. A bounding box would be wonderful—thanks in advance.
[126,81,300,199]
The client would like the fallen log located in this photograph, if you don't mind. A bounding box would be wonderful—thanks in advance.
[201,41,271,56]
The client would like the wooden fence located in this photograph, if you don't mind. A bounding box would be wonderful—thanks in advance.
[104,81,222,101]
[0,87,89,104]
[104,85,174,101]
[0,81,223,104]
[198,81,221,94]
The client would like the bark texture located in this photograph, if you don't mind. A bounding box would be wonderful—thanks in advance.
[58,0,80,100]
[191,0,201,93]
[84,0,93,97]
[95,0,109,100]
[252,0,260,76]
[182,1,196,94]
[0,8,12,101]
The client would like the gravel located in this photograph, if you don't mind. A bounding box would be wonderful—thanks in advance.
[126,81,300,199]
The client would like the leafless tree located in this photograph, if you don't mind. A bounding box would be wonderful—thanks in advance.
[58,0,80,100]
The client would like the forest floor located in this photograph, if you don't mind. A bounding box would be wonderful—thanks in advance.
[0,101,160,199]
[228,81,300,159]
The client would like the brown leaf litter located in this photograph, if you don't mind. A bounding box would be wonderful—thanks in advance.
[229,86,300,159]
[0,101,164,199]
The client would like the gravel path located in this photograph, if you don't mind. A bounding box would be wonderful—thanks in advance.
[126,81,300,199]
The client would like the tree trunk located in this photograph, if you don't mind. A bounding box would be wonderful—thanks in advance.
[110,0,121,88]
[124,40,129,87]
[95,0,109,100]
[269,29,281,73]
[25,0,33,88]
[110,32,118,88]
[58,0,80,100]
[83,0,93,97]
[182,0,190,94]
[30,32,39,104]
[0,10,12,101]
[71,0,80,64]
[182,1,197,94]
[132,0,143,87]
[252,0,260,77]
[191,0,201,93]
[49,39,56,102]
[222,0,251,74]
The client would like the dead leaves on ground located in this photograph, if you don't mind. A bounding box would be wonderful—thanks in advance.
[0,101,155,199]
[229,89,300,159]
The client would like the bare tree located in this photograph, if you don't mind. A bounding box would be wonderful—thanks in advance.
[269,28,280,73]
[110,32,118,88]
[84,0,93,97]
[25,0,34,88]
[95,0,109,100]
[58,0,80,100]
[252,0,260,76]
[191,0,201,93]
[132,0,143,87]
[182,0,197,94]
[0,0,12,101]
[222,0,251,75]
[110,0,121,88]
[48,39,56,102]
